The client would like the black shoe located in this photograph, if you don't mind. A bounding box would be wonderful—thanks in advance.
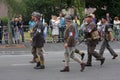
[34,65,45,69]
[62,60,65,62]
[34,62,41,69]
[85,63,92,67]
[80,63,85,72]
[60,66,69,72]
[100,58,105,65]
[81,53,85,60]
[112,55,118,59]
[34,66,41,69]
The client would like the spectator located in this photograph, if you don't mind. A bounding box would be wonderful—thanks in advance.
[58,13,65,42]
[29,17,35,32]
[51,15,60,43]
[73,16,80,27]
[10,17,15,44]
[0,18,3,44]
[43,22,48,42]
[13,18,20,44]
[97,20,103,39]
[90,14,97,24]
[18,15,24,42]
[3,29,8,44]
[106,13,112,24]
[113,16,120,41]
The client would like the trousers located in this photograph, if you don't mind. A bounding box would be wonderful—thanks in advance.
[86,40,103,64]
[99,39,117,57]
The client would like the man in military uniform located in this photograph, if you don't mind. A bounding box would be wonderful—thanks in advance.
[30,12,45,69]
[84,15,105,66]
[99,17,118,59]
[60,15,85,72]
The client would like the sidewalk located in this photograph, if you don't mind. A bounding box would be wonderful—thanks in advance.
[0,41,120,55]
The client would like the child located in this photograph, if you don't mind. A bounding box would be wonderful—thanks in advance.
[4,29,8,44]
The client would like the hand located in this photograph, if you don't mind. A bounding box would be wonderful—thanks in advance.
[110,38,114,42]
[64,43,68,48]
[30,38,32,43]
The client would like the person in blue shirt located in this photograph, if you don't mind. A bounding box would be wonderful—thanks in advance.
[29,19,35,31]
[58,13,66,42]
[29,16,35,38]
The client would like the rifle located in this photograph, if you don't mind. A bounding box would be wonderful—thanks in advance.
[77,38,86,46]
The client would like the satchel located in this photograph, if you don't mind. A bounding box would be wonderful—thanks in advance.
[91,30,100,40]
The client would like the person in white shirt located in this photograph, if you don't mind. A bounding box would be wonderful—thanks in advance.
[113,16,120,41]
[51,15,60,43]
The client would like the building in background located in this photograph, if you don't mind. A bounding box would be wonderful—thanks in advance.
[0,2,7,17]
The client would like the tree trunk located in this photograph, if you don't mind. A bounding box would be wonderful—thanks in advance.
[7,6,12,45]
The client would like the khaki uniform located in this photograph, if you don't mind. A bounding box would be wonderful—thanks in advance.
[84,22,104,65]
[64,24,83,66]
[31,21,45,68]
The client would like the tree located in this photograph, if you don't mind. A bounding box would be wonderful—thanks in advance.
[0,0,25,45]
[86,0,120,19]
[23,0,86,23]
[73,0,85,22]
[23,0,58,24]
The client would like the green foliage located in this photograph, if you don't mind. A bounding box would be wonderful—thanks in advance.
[22,0,86,24]
[86,0,120,19]
[23,0,57,24]
[74,0,85,22]
[1,17,8,26]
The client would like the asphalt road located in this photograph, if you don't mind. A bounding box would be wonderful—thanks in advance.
[0,41,120,80]
[0,50,120,80]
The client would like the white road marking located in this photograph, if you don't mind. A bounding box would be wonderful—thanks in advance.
[12,63,32,66]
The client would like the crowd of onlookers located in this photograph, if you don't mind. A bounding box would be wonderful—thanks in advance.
[29,12,82,43]
[0,15,24,45]
[47,12,120,42]
[34,12,120,43]
[0,12,120,45]
[11,15,24,44]
[96,13,120,41]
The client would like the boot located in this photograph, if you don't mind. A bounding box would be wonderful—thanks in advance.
[75,49,85,60]
[40,65,45,69]
[112,54,118,59]
[80,63,85,72]
[60,66,69,72]
[34,62,41,69]
[100,58,105,65]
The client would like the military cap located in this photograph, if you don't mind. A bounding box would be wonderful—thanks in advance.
[31,11,41,18]
[85,15,93,18]
[65,15,72,22]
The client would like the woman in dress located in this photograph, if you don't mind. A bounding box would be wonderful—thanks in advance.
[51,15,60,43]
